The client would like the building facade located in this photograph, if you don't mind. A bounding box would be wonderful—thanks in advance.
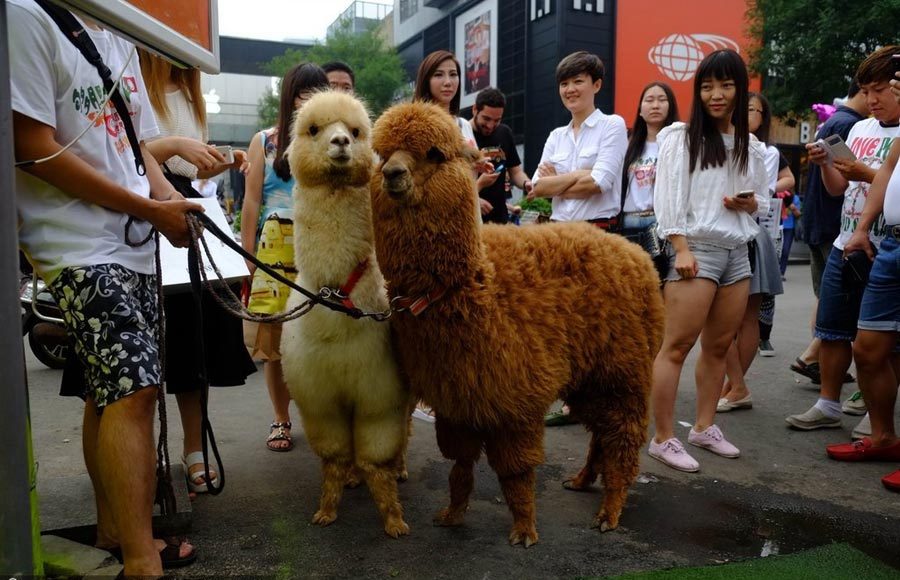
[328,1,393,38]
[392,0,756,172]
[201,36,312,145]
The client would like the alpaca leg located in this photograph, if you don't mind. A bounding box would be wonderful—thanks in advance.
[563,431,602,491]
[433,419,482,526]
[591,389,649,532]
[394,398,416,482]
[355,409,410,536]
[485,428,544,548]
[314,458,352,526]
[345,466,363,488]
[301,413,354,526]
[358,461,410,538]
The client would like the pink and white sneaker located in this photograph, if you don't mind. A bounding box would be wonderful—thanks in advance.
[688,424,740,458]
[648,437,700,472]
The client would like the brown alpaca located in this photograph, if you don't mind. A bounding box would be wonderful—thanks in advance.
[369,101,664,547]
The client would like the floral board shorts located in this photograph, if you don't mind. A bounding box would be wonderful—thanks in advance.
[49,263,161,410]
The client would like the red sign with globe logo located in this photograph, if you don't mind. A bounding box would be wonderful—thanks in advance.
[615,1,759,124]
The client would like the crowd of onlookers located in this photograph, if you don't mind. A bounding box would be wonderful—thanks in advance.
[8,0,900,573]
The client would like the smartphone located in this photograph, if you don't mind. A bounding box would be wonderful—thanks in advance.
[214,145,234,164]
[493,163,505,174]
[735,190,754,199]
[893,54,900,75]
[823,134,857,161]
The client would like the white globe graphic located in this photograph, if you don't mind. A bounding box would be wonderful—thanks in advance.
[649,34,705,81]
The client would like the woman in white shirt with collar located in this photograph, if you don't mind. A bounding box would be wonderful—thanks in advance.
[648,50,768,473]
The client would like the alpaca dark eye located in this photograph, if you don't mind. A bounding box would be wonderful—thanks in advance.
[426,146,446,163]
[351,128,360,138]
[309,125,319,136]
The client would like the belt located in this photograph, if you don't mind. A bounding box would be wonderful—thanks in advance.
[888,225,900,239]
[624,210,655,217]
[585,215,619,230]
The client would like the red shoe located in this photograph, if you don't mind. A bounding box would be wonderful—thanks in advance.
[883,470,900,492]
[826,437,900,462]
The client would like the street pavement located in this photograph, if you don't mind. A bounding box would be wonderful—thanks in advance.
[28,263,900,578]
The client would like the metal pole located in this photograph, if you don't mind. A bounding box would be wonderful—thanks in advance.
[0,1,40,576]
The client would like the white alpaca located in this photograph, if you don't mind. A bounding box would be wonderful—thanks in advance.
[280,91,411,538]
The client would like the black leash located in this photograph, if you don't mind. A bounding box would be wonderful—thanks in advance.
[186,242,225,495]
[186,211,395,321]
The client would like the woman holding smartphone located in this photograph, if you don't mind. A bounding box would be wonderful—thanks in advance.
[648,50,769,472]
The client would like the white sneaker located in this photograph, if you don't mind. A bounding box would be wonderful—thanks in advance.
[648,437,700,472]
[688,425,741,458]
[412,406,436,423]
[841,391,867,416]
[852,414,871,440]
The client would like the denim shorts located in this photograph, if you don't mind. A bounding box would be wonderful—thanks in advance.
[663,241,751,286]
[858,234,900,333]
[815,247,865,342]
[50,263,161,409]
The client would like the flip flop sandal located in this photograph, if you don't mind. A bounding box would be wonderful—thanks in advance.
[267,421,294,452]
[107,536,197,569]
[182,451,219,494]
[790,358,821,383]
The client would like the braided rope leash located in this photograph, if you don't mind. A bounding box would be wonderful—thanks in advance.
[124,219,177,513]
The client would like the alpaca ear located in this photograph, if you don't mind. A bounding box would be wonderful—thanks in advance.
[426,146,446,164]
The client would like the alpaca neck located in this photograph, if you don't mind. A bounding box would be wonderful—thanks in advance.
[293,183,375,290]
[381,204,490,301]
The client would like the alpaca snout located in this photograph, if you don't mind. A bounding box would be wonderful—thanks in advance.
[382,164,411,199]
[382,165,407,181]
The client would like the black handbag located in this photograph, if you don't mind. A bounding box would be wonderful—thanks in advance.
[625,227,670,280]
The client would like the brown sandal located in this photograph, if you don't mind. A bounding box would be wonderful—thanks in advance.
[266,421,294,452]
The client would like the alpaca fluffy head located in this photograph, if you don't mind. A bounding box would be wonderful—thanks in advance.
[371,101,480,208]
[287,90,373,188]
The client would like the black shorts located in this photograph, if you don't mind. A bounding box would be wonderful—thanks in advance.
[50,263,161,409]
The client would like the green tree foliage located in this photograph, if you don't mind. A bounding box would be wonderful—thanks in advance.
[747,0,900,119]
[257,20,409,128]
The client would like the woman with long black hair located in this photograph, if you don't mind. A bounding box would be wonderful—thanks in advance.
[648,50,768,472]
[621,81,680,240]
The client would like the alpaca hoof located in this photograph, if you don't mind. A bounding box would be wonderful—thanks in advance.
[345,476,362,489]
[432,507,465,527]
[591,512,618,532]
[562,478,592,492]
[508,526,539,548]
[384,518,410,538]
[312,510,337,526]
[396,469,409,482]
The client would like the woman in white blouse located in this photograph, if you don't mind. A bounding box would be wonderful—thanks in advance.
[648,50,768,473]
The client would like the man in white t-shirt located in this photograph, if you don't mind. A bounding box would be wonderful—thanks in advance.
[529,51,627,229]
[827,73,900,491]
[9,0,201,574]
[785,46,900,437]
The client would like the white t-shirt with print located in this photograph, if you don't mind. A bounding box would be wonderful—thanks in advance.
[833,118,899,251]
[9,0,159,282]
[883,162,900,227]
[757,145,782,238]
[623,141,659,212]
